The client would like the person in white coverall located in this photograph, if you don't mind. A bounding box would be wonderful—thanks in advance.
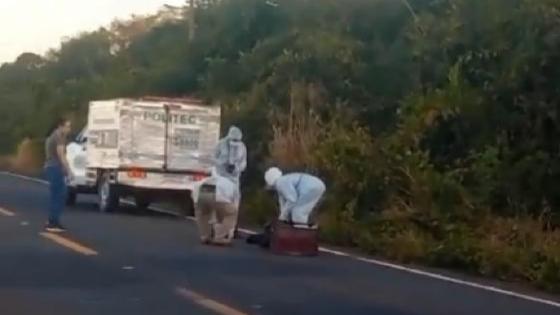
[264,167,326,225]
[193,169,239,246]
[214,126,247,235]
[215,126,247,186]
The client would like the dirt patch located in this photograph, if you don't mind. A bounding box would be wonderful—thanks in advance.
[0,138,44,175]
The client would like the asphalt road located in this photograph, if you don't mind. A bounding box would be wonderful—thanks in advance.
[0,173,559,315]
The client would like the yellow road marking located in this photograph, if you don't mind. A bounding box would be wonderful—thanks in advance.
[175,287,248,315]
[40,232,98,256]
[0,207,15,217]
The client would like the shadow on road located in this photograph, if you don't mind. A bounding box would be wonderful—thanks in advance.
[68,200,180,221]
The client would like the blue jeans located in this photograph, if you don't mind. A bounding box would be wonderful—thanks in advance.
[45,165,67,224]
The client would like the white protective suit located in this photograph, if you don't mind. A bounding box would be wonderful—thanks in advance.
[192,167,239,205]
[214,126,247,208]
[265,168,326,225]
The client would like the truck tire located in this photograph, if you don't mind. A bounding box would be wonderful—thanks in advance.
[66,187,77,206]
[98,174,119,213]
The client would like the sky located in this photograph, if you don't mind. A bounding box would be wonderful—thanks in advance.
[0,0,186,63]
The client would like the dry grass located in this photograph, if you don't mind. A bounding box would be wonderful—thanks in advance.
[0,156,10,170]
[4,138,43,175]
[268,82,323,171]
[476,216,560,285]
[383,229,432,262]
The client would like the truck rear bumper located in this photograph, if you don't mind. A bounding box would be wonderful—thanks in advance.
[116,170,208,191]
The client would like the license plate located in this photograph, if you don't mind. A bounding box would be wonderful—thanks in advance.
[127,169,146,179]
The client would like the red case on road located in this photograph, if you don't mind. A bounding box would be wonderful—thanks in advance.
[270,222,319,256]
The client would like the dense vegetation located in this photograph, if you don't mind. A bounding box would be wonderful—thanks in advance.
[1,0,560,291]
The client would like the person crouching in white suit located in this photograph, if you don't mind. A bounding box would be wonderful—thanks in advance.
[193,170,239,246]
[264,167,326,226]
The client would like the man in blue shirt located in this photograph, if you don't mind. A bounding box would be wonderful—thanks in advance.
[44,118,73,232]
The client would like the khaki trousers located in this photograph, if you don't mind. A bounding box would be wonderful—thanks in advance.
[195,191,238,244]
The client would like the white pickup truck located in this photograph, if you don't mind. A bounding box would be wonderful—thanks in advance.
[65,97,221,214]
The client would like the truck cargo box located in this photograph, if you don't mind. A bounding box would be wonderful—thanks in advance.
[86,97,221,190]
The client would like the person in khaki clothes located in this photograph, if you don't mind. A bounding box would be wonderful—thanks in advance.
[193,170,239,246]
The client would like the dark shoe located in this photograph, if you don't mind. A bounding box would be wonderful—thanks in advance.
[45,222,66,233]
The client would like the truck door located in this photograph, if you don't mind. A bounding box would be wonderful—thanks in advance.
[166,104,220,172]
[66,128,88,187]
[120,104,166,169]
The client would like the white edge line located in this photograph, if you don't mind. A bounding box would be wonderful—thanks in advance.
[2,171,559,308]
[319,248,560,308]
[0,171,48,184]
[0,207,16,217]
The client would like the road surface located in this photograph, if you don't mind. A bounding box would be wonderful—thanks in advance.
[0,173,559,315]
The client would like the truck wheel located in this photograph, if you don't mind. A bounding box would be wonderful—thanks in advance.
[134,194,151,211]
[98,174,119,212]
[66,188,77,206]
